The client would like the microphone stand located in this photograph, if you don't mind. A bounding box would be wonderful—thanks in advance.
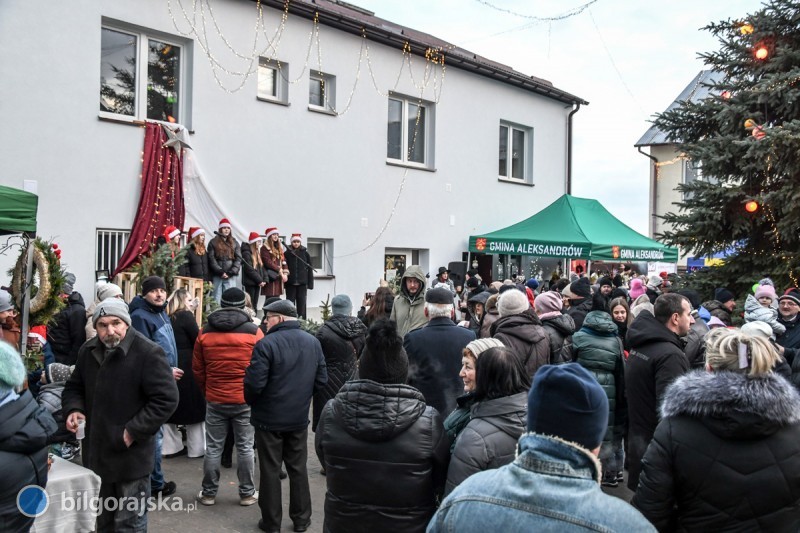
[280,240,318,273]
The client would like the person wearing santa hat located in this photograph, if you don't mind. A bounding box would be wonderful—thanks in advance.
[180,227,211,282]
[208,219,242,303]
[156,225,183,258]
[241,232,268,310]
[284,234,315,319]
[260,228,287,301]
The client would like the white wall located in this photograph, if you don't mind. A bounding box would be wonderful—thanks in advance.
[0,0,574,303]
[649,145,688,266]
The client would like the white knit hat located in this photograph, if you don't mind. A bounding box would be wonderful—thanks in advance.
[497,289,529,317]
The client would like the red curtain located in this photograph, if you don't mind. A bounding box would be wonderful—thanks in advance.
[114,123,184,276]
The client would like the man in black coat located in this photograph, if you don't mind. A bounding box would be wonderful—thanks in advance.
[47,273,87,365]
[244,299,327,533]
[284,234,315,319]
[63,298,178,531]
[624,293,692,491]
[403,288,476,418]
[776,288,800,390]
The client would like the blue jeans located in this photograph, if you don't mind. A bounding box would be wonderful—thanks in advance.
[212,276,236,302]
[150,427,164,490]
[201,403,255,497]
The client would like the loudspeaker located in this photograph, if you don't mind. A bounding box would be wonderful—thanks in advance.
[448,261,467,286]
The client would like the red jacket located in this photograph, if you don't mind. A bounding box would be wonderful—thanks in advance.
[193,308,264,404]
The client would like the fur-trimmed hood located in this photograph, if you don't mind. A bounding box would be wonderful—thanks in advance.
[661,370,800,438]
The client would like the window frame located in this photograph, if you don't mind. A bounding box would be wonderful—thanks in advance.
[95,228,131,275]
[386,93,435,170]
[308,71,336,115]
[307,238,334,277]
[99,23,188,125]
[498,120,534,185]
[257,57,290,106]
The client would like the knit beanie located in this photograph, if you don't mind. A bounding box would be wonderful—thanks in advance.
[359,319,409,384]
[612,274,624,288]
[331,294,353,316]
[534,291,563,320]
[63,272,76,295]
[141,276,166,295]
[0,289,13,313]
[714,287,735,304]
[0,342,26,396]
[569,277,592,299]
[754,284,777,302]
[526,278,539,291]
[497,289,529,317]
[97,283,123,302]
[629,278,646,300]
[46,362,74,384]
[598,276,613,288]
[93,297,132,327]
[464,338,505,359]
[647,275,663,291]
[779,288,800,307]
[221,287,246,309]
[527,363,608,450]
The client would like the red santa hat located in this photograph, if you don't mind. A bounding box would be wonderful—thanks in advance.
[164,225,181,240]
[219,218,232,229]
[188,227,205,240]
[248,232,263,244]
[290,233,302,243]
[264,227,279,238]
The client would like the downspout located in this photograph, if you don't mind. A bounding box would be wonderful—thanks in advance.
[637,146,659,238]
[566,103,581,195]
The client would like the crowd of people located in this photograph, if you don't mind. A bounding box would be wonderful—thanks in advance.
[2,237,800,531]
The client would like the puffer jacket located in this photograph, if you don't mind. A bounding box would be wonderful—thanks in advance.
[207,234,242,277]
[445,391,527,495]
[491,309,550,378]
[179,243,210,281]
[479,294,499,339]
[312,315,367,430]
[682,316,709,369]
[701,299,732,326]
[540,313,575,364]
[389,266,428,337]
[777,314,800,390]
[315,380,449,533]
[573,311,625,443]
[633,371,800,532]
[129,295,178,368]
[0,391,57,532]
[193,308,264,404]
[744,294,785,337]
[567,297,593,331]
[624,310,689,491]
[443,392,477,453]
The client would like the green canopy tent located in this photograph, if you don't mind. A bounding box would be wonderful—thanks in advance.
[468,194,678,262]
[0,184,38,235]
[0,185,38,360]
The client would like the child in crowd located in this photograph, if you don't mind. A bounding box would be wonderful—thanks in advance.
[744,279,785,338]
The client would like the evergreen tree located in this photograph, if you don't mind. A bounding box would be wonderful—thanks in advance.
[655,0,800,296]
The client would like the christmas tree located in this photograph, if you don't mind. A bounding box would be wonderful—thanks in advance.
[655,0,800,296]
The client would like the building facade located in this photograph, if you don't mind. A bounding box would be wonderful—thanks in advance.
[0,0,585,305]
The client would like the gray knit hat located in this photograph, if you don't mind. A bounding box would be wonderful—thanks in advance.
[0,342,25,396]
[331,295,353,316]
[0,289,13,313]
[97,283,123,302]
[497,289,529,317]
[464,338,504,359]
[93,298,132,327]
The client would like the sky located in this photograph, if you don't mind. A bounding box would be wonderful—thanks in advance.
[353,0,758,234]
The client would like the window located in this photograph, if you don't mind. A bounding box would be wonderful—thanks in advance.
[258,58,289,105]
[307,238,333,276]
[309,71,336,113]
[100,25,187,123]
[499,121,533,183]
[96,228,131,275]
[387,95,435,168]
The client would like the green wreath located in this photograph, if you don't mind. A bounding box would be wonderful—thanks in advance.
[8,238,66,327]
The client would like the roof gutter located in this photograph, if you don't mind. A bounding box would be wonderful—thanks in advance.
[566,103,581,194]
[637,146,659,238]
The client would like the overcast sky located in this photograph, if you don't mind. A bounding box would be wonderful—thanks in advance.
[354,0,758,234]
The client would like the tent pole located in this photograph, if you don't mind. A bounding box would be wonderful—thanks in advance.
[19,240,34,358]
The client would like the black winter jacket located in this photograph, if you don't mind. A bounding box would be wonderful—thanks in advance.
[169,310,205,425]
[62,329,178,483]
[624,310,689,491]
[240,242,268,289]
[179,243,210,281]
[633,371,800,532]
[285,245,314,288]
[312,315,367,430]
[315,380,449,533]
[207,234,242,277]
[0,391,57,532]
[491,309,550,380]
[48,291,87,365]
[567,297,593,331]
[244,321,328,432]
[540,313,575,364]
[777,314,800,390]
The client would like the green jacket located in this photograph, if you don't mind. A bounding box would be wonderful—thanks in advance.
[389,266,428,337]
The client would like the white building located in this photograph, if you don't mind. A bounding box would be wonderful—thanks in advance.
[635,70,720,269]
[0,0,586,307]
